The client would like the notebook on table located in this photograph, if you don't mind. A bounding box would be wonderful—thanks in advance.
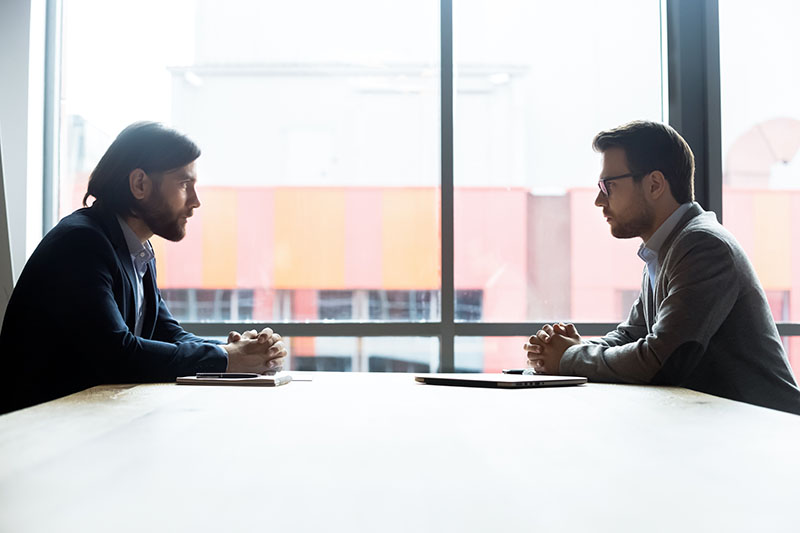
[177,373,292,387]
[414,373,587,389]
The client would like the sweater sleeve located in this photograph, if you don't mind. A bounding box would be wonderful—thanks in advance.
[560,232,739,384]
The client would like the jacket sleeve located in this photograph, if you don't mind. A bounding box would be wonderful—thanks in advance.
[560,231,739,384]
[61,228,227,382]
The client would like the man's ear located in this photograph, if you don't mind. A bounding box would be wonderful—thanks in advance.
[647,170,669,201]
[128,169,152,201]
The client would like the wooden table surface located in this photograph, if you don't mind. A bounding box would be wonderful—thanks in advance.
[1,372,799,532]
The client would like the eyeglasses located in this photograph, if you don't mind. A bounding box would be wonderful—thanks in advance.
[597,173,639,197]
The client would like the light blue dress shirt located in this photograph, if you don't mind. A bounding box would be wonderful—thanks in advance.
[637,203,693,294]
[116,217,228,362]
[117,216,155,337]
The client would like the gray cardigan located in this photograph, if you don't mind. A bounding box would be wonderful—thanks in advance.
[561,202,800,415]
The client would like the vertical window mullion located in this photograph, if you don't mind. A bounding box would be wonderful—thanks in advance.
[666,0,722,218]
[43,0,62,234]
[440,0,455,372]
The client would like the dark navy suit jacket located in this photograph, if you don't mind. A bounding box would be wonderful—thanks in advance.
[0,203,227,413]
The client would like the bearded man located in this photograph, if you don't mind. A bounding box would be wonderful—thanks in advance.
[0,122,286,413]
[524,121,800,415]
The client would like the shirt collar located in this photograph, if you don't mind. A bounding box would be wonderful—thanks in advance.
[637,202,692,264]
[116,215,154,262]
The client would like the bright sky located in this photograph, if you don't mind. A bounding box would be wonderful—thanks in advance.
[61,0,195,137]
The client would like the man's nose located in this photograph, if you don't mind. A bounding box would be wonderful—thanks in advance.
[189,189,201,209]
[594,190,607,207]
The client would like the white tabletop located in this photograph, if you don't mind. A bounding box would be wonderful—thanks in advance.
[1,372,799,532]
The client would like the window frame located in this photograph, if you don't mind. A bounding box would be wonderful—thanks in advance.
[44,0,800,371]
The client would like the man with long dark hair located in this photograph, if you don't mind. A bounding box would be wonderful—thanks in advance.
[524,121,800,415]
[0,122,286,413]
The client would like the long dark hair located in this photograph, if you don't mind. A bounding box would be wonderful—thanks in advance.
[83,122,201,214]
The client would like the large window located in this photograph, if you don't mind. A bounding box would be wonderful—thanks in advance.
[60,0,441,324]
[59,0,444,371]
[52,0,800,376]
[454,0,664,327]
[719,0,800,375]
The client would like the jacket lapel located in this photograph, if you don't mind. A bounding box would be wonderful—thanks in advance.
[650,202,705,326]
[87,204,139,328]
[142,262,158,338]
[642,268,654,332]
[657,202,704,267]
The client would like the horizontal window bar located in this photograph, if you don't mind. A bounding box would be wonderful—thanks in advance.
[182,322,633,337]
[777,323,800,336]
[184,322,442,337]
[454,323,616,337]
[185,321,800,338]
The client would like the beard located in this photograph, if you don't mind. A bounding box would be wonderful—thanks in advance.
[137,191,189,242]
[606,194,655,240]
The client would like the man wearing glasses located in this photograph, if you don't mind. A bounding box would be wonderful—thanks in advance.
[524,120,800,415]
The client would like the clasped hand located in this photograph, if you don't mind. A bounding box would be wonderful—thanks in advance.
[223,327,287,374]
[523,322,582,374]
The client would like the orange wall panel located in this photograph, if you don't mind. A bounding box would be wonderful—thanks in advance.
[201,189,238,289]
[791,195,800,323]
[236,188,274,289]
[569,189,641,321]
[483,337,527,373]
[753,192,791,289]
[344,189,383,289]
[291,337,317,357]
[382,189,439,290]
[722,189,756,258]
[273,189,346,289]
[150,237,167,283]
[790,338,800,378]
[157,205,205,288]
[455,188,528,321]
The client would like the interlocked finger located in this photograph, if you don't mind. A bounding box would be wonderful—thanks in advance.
[536,329,550,342]
[523,342,542,354]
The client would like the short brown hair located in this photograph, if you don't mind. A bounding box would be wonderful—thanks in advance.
[592,121,695,204]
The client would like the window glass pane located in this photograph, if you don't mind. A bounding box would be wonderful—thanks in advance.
[236,289,255,321]
[367,290,438,321]
[59,0,440,323]
[318,291,354,321]
[719,0,800,378]
[164,289,257,321]
[455,336,528,373]
[455,289,483,321]
[160,289,190,320]
[455,335,605,373]
[287,337,439,372]
[454,0,664,322]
